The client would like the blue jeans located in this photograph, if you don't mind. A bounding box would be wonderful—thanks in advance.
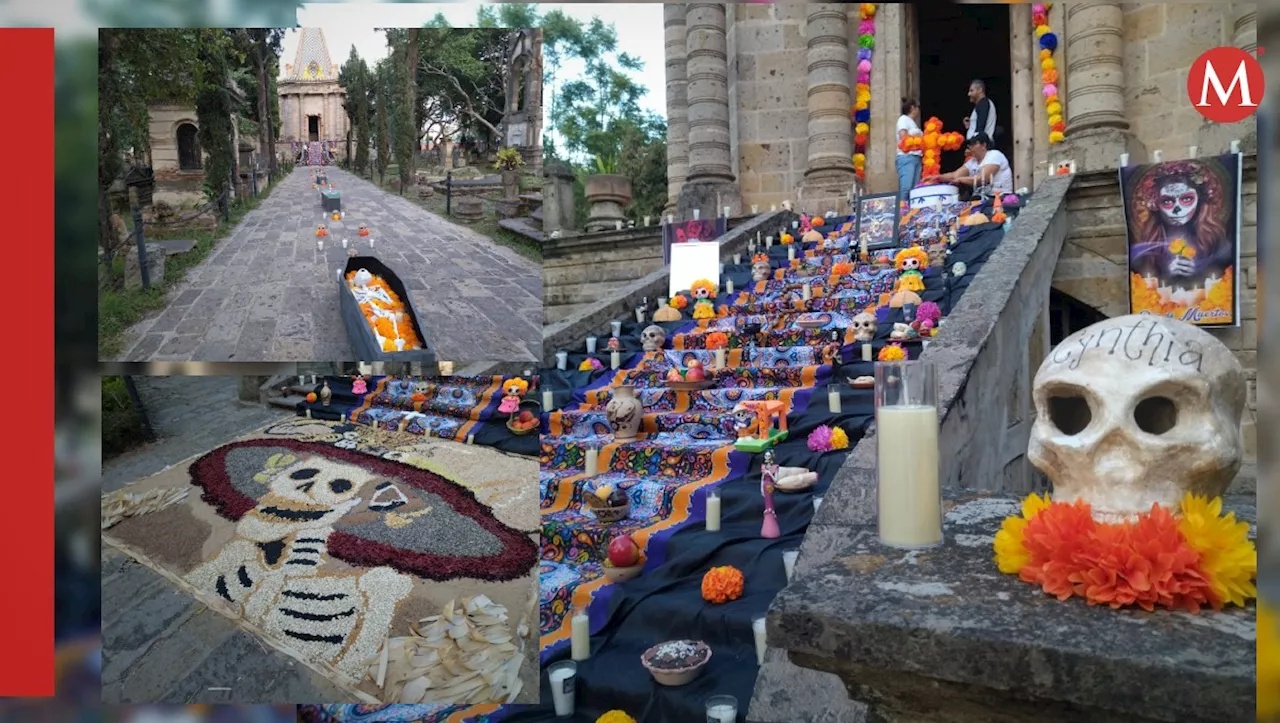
[896,154,922,196]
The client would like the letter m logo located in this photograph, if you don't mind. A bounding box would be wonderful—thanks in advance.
[1188,47,1265,123]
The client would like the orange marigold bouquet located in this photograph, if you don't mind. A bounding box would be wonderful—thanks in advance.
[705,331,730,350]
[994,493,1256,612]
[877,343,906,361]
[701,565,745,604]
[347,271,425,352]
[831,262,854,276]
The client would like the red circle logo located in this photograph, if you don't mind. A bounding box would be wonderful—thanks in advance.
[1187,47,1265,123]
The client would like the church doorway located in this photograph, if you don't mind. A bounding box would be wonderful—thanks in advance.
[308,115,320,142]
[176,122,202,170]
[915,4,1012,175]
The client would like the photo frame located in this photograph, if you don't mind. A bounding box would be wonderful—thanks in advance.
[855,191,902,251]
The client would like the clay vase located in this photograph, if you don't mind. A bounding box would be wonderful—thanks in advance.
[320,380,332,407]
[605,385,643,441]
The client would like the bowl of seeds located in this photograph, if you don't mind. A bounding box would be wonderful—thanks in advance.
[640,639,712,686]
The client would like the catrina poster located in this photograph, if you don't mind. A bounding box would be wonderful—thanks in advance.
[1121,153,1241,327]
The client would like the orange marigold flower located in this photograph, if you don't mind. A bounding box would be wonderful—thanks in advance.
[701,565,745,604]
[671,294,689,310]
[831,262,854,276]
[705,332,730,350]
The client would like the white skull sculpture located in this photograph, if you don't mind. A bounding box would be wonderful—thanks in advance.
[850,312,878,342]
[1028,315,1245,522]
[641,324,666,352]
[752,260,772,282]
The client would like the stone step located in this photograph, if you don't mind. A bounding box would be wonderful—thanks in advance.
[498,217,547,243]
[268,395,305,410]
[747,651,867,723]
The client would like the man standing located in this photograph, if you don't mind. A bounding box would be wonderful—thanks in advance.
[963,79,997,141]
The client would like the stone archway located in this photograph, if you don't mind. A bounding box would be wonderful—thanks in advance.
[176,122,202,170]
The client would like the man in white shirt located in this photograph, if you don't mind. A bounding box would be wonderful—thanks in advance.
[933,132,1013,195]
[895,98,923,196]
[964,79,997,141]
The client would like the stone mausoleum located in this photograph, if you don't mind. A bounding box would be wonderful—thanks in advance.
[653,1,1256,457]
[278,28,348,155]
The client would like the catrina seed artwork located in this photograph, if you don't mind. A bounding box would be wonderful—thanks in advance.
[102,421,539,704]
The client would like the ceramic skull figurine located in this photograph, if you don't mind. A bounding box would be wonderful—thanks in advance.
[1028,315,1245,522]
[641,325,666,352]
[752,258,772,282]
[850,312,878,342]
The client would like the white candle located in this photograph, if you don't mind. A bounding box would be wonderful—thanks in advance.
[667,213,674,224]
[466,433,475,444]
[369,237,374,248]
[707,705,736,723]
[615,220,623,230]
[317,239,324,250]
[556,351,568,370]
[341,238,348,248]
[585,447,599,476]
[828,387,841,413]
[549,662,577,716]
[570,610,590,661]
[770,203,777,212]
[635,307,645,323]
[611,350,620,369]
[1119,153,1130,167]
[733,253,742,264]
[813,495,823,512]
[311,375,318,385]
[693,208,701,220]
[706,490,721,531]
[1153,149,1163,163]
[715,347,726,368]
[877,405,942,548]
[791,220,799,229]
[752,616,767,665]
[861,343,873,362]
[644,215,651,226]
[860,236,868,259]
[752,204,759,214]
[723,205,731,218]
[782,550,799,581]
[586,336,598,353]
[305,408,312,418]
[1231,139,1242,153]
[542,389,553,410]
[610,320,622,337]
[766,236,773,248]
[803,282,812,301]
[788,246,795,261]
[727,279,734,295]
[336,268,343,281]
[1188,145,1198,159]
[658,297,667,308]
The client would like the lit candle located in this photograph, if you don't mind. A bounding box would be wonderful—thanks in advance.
[1188,145,1198,159]
[305,408,312,418]
[585,447,599,476]
[726,278,734,295]
[466,433,475,444]
[751,204,759,214]
[634,307,645,323]
[570,607,590,661]
[610,320,622,337]
[556,350,568,370]
[317,239,324,250]
[715,347,726,368]
[765,235,773,248]
[693,208,700,220]
[542,389,553,410]
[586,336,598,353]
[1230,139,1242,154]
[1119,153,1130,167]
[1153,149,1164,163]
[706,490,721,531]
[752,616,767,664]
[723,205,731,218]
[828,385,841,413]
[733,253,741,264]
[861,343,873,362]
[782,550,798,581]
[803,282,811,301]
[611,350,620,369]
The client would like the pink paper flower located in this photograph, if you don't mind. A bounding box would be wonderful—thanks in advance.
[857,72,871,85]
[1032,4,1047,14]
[1042,83,1058,98]
[808,425,834,452]
[857,59,871,73]
[859,20,875,36]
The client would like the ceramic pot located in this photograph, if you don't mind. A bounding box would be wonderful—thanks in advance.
[320,380,332,407]
[605,385,643,441]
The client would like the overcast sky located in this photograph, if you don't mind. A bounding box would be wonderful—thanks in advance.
[293,2,667,132]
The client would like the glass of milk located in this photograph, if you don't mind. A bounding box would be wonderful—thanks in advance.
[873,359,943,549]
[706,694,738,722]
[548,660,578,717]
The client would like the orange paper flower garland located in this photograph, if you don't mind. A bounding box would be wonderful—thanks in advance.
[701,565,745,604]
[345,271,425,352]
[1033,4,1066,144]
[994,493,1256,612]
[851,4,876,180]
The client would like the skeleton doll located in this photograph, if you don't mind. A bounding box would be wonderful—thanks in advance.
[185,452,414,678]
[850,312,878,342]
[640,325,666,353]
[732,403,759,440]
[751,255,772,283]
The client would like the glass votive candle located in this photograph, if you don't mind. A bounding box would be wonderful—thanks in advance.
[706,695,738,723]
[875,359,942,549]
[555,351,568,370]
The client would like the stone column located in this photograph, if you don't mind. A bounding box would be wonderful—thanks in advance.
[663,3,690,216]
[1009,3,1036,191]
[297,93,304,141]
[1196,5,1260,154]
[1232,4,1258,55]
[799,5,855,214]
[1059,1,1144,171]
[678,3,739,219]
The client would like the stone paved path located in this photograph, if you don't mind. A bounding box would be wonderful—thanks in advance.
[102,376,350,704]
[114,166,542,363]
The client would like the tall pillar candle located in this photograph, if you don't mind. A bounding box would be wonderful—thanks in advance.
[874,360,943,549]
[556,351,568,370]
[803,282,811,301]
[705,489,721,531]
[610,350,620,370]
[570,607,590,660]
[861,343,873,362]
[828,385,841,413]
[585,447,599,476]
[542,389,553,410]
[586,336,598,353]
[752,616,767,665]
[726,278,734,295]
[610,320,622,337]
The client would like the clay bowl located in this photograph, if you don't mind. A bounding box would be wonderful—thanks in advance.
[603,560,644,583]
[846,376,875,390]
[641,640,712,686]
[586,497,631,523]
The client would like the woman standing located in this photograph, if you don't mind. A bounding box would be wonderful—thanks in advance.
[896,98,923,195]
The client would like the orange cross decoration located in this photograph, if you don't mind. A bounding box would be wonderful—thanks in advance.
[740,400,788,439]
[899,117,966,178]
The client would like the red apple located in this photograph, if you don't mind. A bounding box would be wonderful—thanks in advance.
[685,365,706,381]
[666,367,684,382]
[518,410,535,423]
[688,360,703,369]
[608,534,641,567]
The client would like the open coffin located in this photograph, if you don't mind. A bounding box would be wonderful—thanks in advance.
[338,255,438,363]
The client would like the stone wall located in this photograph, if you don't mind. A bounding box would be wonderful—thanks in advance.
[542,229,668,325]
[148,104,206,206]
[1052,156,1258,460]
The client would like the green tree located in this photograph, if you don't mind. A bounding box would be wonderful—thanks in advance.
[195,30,238,204]
[339,46,373,177]
[372,60,391,184]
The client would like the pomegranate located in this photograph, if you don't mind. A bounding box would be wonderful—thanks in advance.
[608,534,641,567]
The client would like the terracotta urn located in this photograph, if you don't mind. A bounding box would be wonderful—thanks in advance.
[605,385,643,441]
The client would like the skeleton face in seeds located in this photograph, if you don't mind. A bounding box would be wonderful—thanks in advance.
[240,457,380,540]
[1158,181,1198,227]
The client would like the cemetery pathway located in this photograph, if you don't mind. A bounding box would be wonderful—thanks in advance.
[114,166,541,363]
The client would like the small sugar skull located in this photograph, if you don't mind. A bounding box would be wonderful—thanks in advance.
[358,223,370,237]
[732,403,758,438]
[316,224,328,237]
[850,312,878,342]
[752,259,772,282]
[641,325,666,352]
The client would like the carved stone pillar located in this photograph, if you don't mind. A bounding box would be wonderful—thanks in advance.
[1196,5,1260,154]
[1058,1,1144,171]
[1232,4,1258,55]
[800,5,855,214]
[678,2,740,219]
[663,3,690,215]
[297,93,304,142]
